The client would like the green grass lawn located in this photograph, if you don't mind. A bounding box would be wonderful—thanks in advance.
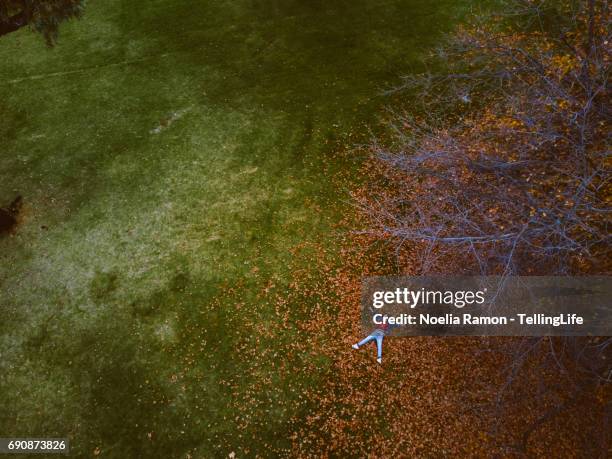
[0,0,467,456]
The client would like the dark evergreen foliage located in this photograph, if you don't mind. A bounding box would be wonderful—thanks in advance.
[0,0,84,44]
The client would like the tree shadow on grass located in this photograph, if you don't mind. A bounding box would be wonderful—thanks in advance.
[116,0,462,114]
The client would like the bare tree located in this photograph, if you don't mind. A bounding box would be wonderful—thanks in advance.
[356,0,610,452]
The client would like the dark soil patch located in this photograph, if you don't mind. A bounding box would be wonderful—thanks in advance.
[0,195,22,235]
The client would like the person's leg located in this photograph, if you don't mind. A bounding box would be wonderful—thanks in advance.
[355,334,375,348]
[375,335,384,363]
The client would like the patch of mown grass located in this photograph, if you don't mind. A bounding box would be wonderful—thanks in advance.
[0,0,469,456]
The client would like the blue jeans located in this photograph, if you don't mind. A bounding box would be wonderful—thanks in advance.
[358,333,383,359]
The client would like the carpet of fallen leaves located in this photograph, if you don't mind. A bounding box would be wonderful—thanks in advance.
[267,156,610,458]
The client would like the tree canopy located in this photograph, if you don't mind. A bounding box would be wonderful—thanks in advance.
[0,0,84,44]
